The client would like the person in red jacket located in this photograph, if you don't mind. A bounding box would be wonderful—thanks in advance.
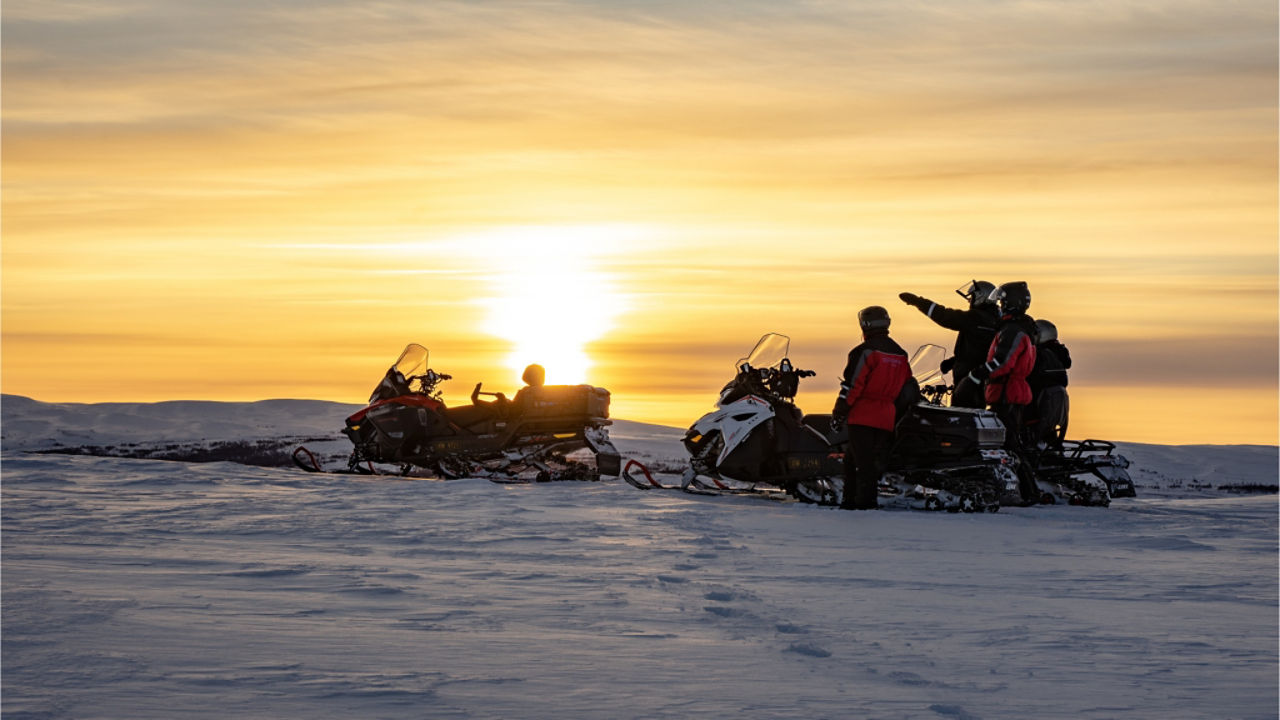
[831,306,912,510]
[965,281,1038,500]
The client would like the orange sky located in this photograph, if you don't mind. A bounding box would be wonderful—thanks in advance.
[3,0,1277,444]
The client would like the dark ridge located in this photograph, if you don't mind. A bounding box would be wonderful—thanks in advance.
[1217,483,1278,494]
[33,437,334,468]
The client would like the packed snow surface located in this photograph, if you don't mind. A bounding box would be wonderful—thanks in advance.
[3,396,1276,719]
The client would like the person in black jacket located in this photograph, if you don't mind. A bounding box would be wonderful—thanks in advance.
[898,280,999,408]
[1027,320,1071,450]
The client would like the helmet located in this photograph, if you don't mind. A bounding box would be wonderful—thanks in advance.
[1034,319,1057,345]
[858,305,891,331]
[956,279,996,308]
[989,281,1031,315]
[521,363,546,387]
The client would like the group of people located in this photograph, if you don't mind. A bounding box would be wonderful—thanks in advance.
[831,280,1072,510]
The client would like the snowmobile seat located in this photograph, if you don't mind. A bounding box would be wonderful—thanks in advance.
[444,401,505,431]
[801,413,844,445]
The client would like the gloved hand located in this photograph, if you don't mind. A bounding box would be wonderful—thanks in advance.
[898,292,921,306]
[830,415,845,434]
[939,356,955,374]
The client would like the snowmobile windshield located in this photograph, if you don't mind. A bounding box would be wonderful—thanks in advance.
[737,333,790,372]
[393,344,429,379]
[368,343,431,403]
[909,344,948,386]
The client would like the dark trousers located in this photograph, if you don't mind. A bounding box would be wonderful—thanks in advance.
[992,402,1026,453]
[1034,387,1069,450]
[842,425,892,510]
[993,402,1038,502]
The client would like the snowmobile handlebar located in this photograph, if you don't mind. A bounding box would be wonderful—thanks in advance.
[410,372,451,383]
[730,364,815,402]
[920,383,951,404]
[739,364,815,378]
[396,368,453,397]
[406,371,451,393]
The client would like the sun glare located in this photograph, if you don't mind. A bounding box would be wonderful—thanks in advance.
[460,225,636,385]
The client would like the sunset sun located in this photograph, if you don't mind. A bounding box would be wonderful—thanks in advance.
[464,225,636,385]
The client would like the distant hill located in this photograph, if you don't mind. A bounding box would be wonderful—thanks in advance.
[2,394,1274,494]
[1,394,364,452]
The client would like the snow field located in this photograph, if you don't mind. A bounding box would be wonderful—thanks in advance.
[2,398,1276,719]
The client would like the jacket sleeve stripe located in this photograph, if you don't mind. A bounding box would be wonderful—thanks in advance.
[988,329,1030,378]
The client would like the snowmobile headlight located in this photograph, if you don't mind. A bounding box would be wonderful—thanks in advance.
[689,433,702,444]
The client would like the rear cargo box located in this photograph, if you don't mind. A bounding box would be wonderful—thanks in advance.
[894,403,1005,459]
[517,385,611,420]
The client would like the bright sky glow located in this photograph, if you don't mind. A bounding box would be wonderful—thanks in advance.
[2,0,1276,444]
[463,225,636,384]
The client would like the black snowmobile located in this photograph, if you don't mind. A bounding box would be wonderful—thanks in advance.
[294,343,621,481]
[891,345,1132,507]
[1021,437,1134,504]
[875,344,1021,510]
[624,334,1017,511]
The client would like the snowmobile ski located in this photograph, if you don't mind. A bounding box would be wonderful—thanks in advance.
[291,446,381,475]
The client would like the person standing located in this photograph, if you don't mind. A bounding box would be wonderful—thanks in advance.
[965,281,1038,501]
[1027,320,1071,450]
[898,280,999,408]
[831,306,912,510]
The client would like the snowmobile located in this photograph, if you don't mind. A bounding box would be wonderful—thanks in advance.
[849,345,1130,507]
[1022,438,1134,504]
[670,333,843,503]
[624,334,1016,511]
[875,344,1021,510]
[294,343,621,481]
[904,348,1131,506]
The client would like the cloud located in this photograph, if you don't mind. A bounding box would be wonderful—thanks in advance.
[6,1,1274,128]
[1070,335,1279,388]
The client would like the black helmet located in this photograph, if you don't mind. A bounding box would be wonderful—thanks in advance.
[990,281,1031,315]
[522,363,546,387]
[1034,319,1057,345]
[858,305,891,331]
[956,279,996,308]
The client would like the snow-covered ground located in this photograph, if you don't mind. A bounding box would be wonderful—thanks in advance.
[3,395,1276,719]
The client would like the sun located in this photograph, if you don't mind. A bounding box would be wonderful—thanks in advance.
[466,225,636,385]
